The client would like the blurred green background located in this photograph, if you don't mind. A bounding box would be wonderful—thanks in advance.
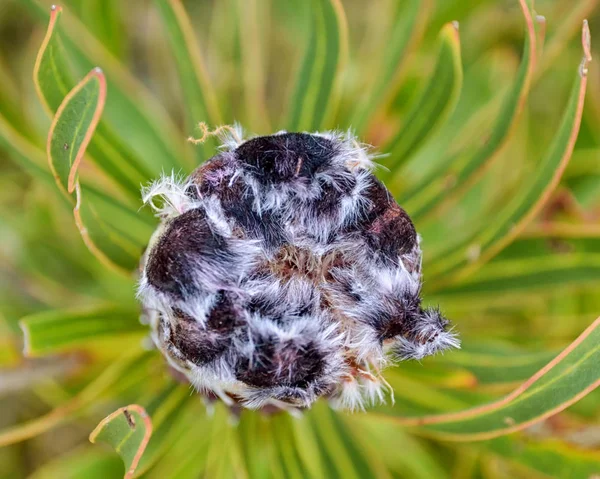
[1,0,600,477]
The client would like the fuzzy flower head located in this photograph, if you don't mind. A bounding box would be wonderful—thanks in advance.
[138,128,459,411]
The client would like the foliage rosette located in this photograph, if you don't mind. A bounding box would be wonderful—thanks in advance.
[0,0,599,478]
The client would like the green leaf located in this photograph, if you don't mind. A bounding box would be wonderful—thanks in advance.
[19,306,144,357]
[383,372,472,416]
[290,411,328,478]
[307,402,384,478]
[270,415,312,479]
[349,0,426,135]
[384,21,462,175]
[484,436,600,479]
[132,385,191,477]
[0,51,34,139]
[355,419,450,479]
[433,254,600,299]
[519,221,600,240]
[0,112,152,261]
[536,0,597,79]
[32,5,72,114]
[142,402,211,479]
[47,68,106,196]
[238,413,273,478]
[427,21,592,287]
[203,405,244,478]
[397,341,559,390]
[84,186,156,247]
[232,0,271,133]
[80,0,125,60]
[400,0,536,218]
[0,113,56,186]
[32,5,153,198]
[47,69,141,272]
[374,315,600,441]
[28,447,124,479]
[89,405,153,479]
[436,342,558,387]
[26,0,189,175]
[0,350,149,447]
[286,0,348,131]
[74,183,142,272]
[153,0,222,162]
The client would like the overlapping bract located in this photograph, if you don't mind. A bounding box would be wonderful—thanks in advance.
[138,130,458,409]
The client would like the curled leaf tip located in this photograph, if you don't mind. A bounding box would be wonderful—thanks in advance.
[535,15,545,24]
[93,67,103,74]
[580,20,592,77]
[51,4,56,10]
[89,404,152,479]
[451,20,459,31]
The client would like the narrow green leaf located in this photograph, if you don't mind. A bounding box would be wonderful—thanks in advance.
[427,21,592,286]
[202,404,240,479]
[238,413,272,479]
[434,254,600,298]
[355,419,450,479]
[484,435,600,479]
[398,341,559,390]
[47,68,105,196]
[270,415,310,479]
[26,0,189,175]
[520,221,600,239]
[0,52,33,138]
[309,402,381,479]
[383,372,471,416]
[365,406,600,477]
[290,411,327,479]
[142,401,211,479]
[74,183,141,272]
[436,342,558,387]
[132,385,191,477]
[0,350,149,447]
[84,186,155,247]
[233,0,271,133]
[349,0,426,135]
[536,0,597,79]
[32,5,71,113]
[0,113,153,255]
[32,5,152,198]
[154,0,222,161]
[19,306,144,357]
[47,69,141,272]
[28,447,124,479]
[0,113,56,185]
[374,315,600,441]
[400,0,536,218]
[89,405,153,479]
[81,0,125,59]
[203,406,242,479]
[384,21,462,175]
[287,0,348,131]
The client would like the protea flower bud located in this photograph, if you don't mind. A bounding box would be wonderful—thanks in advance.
[138,129,459,410]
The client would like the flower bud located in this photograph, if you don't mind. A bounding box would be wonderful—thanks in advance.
[138,129,459,410]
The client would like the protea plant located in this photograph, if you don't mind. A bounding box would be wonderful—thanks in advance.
[1,0,600,477]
